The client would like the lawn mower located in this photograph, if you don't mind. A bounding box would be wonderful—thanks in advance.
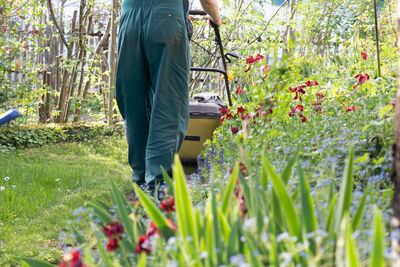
[178,10,238,162]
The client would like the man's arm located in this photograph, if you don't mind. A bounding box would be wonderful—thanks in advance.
[199,0,222,26]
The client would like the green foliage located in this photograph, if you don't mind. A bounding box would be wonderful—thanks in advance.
[22,152,387,266]
[0,123,124,152]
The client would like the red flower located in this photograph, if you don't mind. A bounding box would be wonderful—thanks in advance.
[4,46,9,52]
[2,26,7,33]
[361,51,367,60]
[305,80,319,87]
[23,44,29,51]
[237,106,246,114]
[106,238,119,252]
[245,54,264,72]
[353,74,370,89]
[219,106,230,115]
[231,126,239,134]
[234,186,248,218]
[226,112,233,120]
[316,92,324,100]
[135,235,152,255]
[103,221,124,240]
[235,86,243,95]
[239,198,248,218]
[15,62,21,70]
[240,113,250,120]
[346,106,359,112]
[298,114,307,123]
[59,249,88,267]
[147,222,160,238]
[311,100,321,106]
[289,105,305,121]
[289,85,306,101]
[31,29,39,35]
[262,64,270,79]
[160,197,175,214]
[167,219,177,232]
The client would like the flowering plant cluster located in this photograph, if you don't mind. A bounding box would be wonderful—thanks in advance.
[102,221,124,251]
[244,53,264,72]
[135,196,177,255]
[288,80,322,123]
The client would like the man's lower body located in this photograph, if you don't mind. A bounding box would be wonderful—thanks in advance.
[115,0,190,192]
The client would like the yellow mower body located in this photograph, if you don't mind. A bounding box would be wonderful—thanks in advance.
[179,96,224,161]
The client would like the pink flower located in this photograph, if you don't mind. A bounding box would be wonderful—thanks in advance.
[2,26,7,33]
[15,62,21,70]
[235,86,243,95]
[23,44,29,51]
[316,93,324,100]
[361,51,367,60]
[4,46,9,52]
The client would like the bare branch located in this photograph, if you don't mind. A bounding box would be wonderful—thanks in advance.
[46,0,69,49]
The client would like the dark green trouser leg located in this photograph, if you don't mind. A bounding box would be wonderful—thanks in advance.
[116,0,190,188]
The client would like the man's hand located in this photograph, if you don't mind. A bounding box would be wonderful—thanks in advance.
[205,14,222,27]
[200,0,222,27]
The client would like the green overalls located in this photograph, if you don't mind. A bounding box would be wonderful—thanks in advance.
[116,0,190,189]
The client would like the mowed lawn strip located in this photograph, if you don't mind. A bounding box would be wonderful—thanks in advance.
[0,136,131,266]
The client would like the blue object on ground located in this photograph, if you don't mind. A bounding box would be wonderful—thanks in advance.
[0,109,21,126]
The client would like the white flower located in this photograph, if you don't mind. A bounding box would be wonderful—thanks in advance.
[55,178,61,182]
[0,186,5,191]
[4,177,9,181]
[11,185,16,188]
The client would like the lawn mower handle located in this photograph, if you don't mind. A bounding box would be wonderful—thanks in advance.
[188,10,233,106]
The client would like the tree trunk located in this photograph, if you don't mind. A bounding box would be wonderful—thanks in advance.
[107,0,118,126]
[74,18,111,122]
[55,10,77,123]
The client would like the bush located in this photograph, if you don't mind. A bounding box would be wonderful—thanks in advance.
[0,123,124,153]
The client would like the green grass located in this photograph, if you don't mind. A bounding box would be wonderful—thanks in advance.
[0,136,132,266]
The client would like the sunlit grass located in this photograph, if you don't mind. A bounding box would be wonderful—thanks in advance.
[0,136,132,265]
